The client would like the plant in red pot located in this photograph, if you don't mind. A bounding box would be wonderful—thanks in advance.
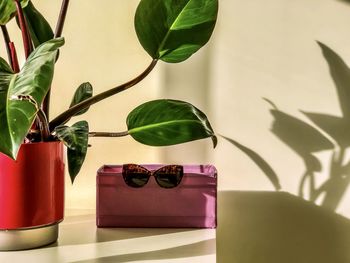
[0,0,219,250]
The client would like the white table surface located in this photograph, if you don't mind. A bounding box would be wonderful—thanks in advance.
[3,191,329,263]
[0,209,216,263]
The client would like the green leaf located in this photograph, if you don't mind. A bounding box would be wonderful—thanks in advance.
[0,57,13,74]
[0,58,13,94]
[0,38,64,159]
[318,42,350,119]
[127,99,217,147]
[220,135,281,191]
[135,0,218,63]
[55,121,89,184]
[69,82,93,116]
[23,1,54,47]
[0,0,29,25]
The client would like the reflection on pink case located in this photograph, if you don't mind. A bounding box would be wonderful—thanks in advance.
[96,164,217,228]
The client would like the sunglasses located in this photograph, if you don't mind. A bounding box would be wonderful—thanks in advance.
[122,164,184,188]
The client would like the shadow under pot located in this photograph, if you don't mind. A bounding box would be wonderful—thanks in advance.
[0,141,64,251]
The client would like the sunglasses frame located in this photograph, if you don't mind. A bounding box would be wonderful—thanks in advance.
[122,164,184,189]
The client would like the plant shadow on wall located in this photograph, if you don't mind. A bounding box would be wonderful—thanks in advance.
[223,42,350,212]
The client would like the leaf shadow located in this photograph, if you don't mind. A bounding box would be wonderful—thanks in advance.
[220,135,281,191]
[338,0,350,4]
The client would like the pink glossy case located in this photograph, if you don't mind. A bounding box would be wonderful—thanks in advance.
[96,164,217,228]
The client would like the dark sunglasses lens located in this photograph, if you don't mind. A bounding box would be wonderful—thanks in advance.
[155,166,183,188]
[123,165,150,188]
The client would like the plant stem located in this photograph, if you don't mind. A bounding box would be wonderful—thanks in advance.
[36,109,50,141]
[14,0,33,59]
[49,59,158,131]
[55,0,70,38]
[9,42,20,73]
[42,93,51,120]
[1,25,13,68]
[89,131,129,137]
[43,0,70,119]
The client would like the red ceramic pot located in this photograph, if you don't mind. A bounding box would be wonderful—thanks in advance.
[0,141,64,250]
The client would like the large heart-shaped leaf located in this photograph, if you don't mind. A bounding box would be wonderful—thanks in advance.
[54,121,89,183]
[318,42,350,119]
[127,99,217,147]
[0,38,64,159]
[135,0,218,63]
[22,1,54,47]
[0,0,29,25]
[69,82,93,116]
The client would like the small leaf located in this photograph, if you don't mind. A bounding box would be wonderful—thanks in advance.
[127,99,217,147]
[23,1,54,47]
[318,42,350,119]
[55,121,89,183]
[0,58,13,92]
[0,57,13,74]
[69,82,93,116]
[221,135,281,191]
[135,0,218,63]
[0,0,29,25]
[0,38,64,159]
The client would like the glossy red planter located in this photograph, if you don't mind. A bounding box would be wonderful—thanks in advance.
[0,141,64,230]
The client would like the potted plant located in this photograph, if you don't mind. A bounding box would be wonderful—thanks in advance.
[0,0,219,250]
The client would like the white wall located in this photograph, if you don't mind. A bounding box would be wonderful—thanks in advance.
[211,0,350,217]
[2,0,350,218]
